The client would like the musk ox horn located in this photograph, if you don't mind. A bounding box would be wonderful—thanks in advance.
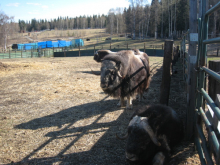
[140,117,161,146]
[116,132,128,140]
[116,70,123,78]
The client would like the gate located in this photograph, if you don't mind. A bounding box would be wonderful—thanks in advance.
[181,1,220,164]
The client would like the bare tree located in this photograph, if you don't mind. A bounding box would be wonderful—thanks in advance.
[0,11,14,51]
[145,5,151,38]
[108,9,115,38]
[129,0,138,39]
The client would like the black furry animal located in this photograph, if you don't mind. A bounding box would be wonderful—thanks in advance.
[100,50,150,109]
[117,104,184,164]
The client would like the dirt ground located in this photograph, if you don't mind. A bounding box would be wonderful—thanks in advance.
[0,56,200,165]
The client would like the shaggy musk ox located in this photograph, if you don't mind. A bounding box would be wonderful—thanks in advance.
[100,50,150,109]
[117,104,184,164]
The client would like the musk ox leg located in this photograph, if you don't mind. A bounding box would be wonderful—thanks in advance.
[152,152,165,165]
[138,93,143,102]
[126,96,133,109]
[117,97,125,107]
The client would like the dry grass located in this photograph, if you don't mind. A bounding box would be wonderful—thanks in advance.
[0,56,200,165]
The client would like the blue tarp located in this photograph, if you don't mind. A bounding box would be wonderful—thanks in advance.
[38,41,46,49]
[66,41,71,47]
[17,44,24,50]
[74,39,84,47]
[14,39,83,50]
[71,40,76,47]
[46,41,53,48]
[46,41,59,48]
[58,40,66,47]
[52,41,59,48]
[24,43,38,50]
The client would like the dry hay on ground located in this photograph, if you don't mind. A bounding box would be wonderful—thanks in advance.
[0,56,200,165]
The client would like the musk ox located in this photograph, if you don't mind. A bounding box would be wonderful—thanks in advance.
[100,50,150,109]
[117,104,184,164]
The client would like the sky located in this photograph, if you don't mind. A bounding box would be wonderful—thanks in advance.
[0,0,133,23]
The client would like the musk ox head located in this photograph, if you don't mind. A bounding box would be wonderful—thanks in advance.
[117,104,183,164]
[117,115,161,163]
[94,50,113,62]
[100,60,122,92]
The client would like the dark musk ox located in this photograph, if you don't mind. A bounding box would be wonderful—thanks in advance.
[100,50,150,109]
[116,104,184,164]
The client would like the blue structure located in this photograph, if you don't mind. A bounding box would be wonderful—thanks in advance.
[46,41,53,48]
[24,43,38,50]
[74,39,84,47]
[17,44,24,50]
[52,41,59,48]
[38,41,46,49]
[13,39,84,50]
[66,41,71,47]
[58,40,66,47]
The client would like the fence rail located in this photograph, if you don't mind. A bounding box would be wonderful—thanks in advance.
[0,43,165,59]
[181,0,220,164]
[194,0,220,164]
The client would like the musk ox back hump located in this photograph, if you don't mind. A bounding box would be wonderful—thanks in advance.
[94,50,113,62]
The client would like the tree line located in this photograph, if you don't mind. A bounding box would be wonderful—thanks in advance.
[19,15,107,32]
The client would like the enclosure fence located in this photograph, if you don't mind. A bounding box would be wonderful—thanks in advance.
[0,42,165,59]
[181,1,220,164]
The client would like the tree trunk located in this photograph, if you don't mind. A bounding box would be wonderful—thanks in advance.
[146,8,151,38]
[161,0,163,38]
[133,10,136,39]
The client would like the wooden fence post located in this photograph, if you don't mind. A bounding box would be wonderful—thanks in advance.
[94,45,95,54]
[31,48,33,58]
[9,48,11,58]
[159,40,173,105]
[79,46,80,57]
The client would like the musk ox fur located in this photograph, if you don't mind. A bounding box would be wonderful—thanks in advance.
[117,104,184,164]
[100,50,150,109]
